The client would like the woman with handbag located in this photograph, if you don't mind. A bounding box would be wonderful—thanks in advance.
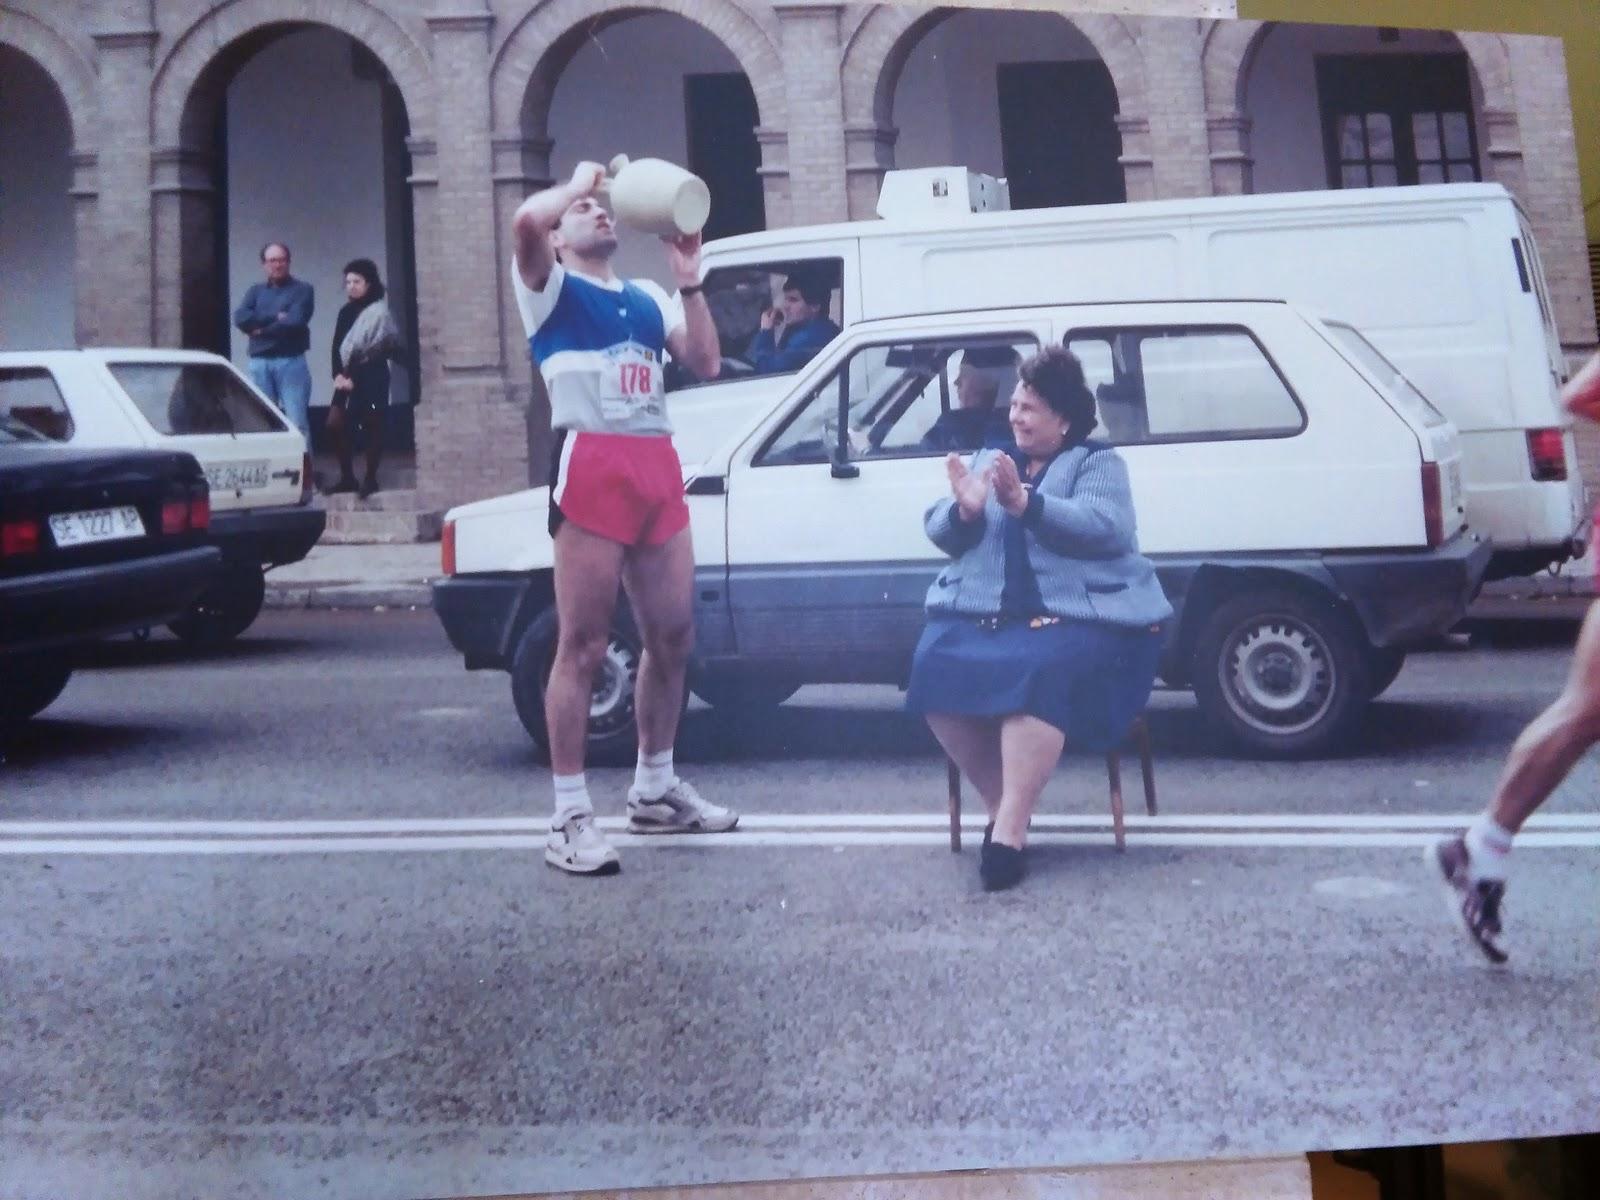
[906,346,1173,892]
[326,258,404,498]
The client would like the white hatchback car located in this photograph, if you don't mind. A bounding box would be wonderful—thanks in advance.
[0,349,325,643]
[433,299,1490,760]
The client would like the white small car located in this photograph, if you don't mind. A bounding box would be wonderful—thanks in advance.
[433,299,1490,760]
[0,348,325,644]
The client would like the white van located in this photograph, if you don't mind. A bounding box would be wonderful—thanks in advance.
[435,299,1489,760]
[676,177,1582,582]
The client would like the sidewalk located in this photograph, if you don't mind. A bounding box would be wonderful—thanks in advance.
[266,541,1598,619]
[265,542,440,610]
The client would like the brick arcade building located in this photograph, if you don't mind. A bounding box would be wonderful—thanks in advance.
[2,0,1594,524]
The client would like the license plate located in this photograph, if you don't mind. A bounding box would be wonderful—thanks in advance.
[205,461,270,491]
[48,506,146,548]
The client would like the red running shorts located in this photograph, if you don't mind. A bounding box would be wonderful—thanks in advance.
[548,429,690,547]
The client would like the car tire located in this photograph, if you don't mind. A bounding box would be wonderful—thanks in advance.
[1,656,73,725]
[1191,587,1373,759]
[510,606,674,767]
[690,673,801,710]
[1366,647,1407,699]
[168,562,267,647]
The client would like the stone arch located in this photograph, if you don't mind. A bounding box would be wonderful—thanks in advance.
[1202,19,1516,116]
[490,0,785,138]
[0,4,98,152]
[150,0,434,149]
[840,4,1148,131]
[1200,20,1521,196]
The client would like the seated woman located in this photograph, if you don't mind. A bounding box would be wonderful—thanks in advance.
[905,346,1173,892]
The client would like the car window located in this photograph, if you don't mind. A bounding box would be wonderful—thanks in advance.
[0,367,75,441]
[1323,321,1449,429]
[669,257,844,392]
[756,333,1035,467]
[107,362,287,436]
[1064,325,1304,444]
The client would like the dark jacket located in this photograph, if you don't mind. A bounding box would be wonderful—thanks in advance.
[233,277,314,358]
[330,294,400,409]
[745,316,841,375]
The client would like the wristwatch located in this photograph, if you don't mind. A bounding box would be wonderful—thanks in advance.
[679,283,704,297]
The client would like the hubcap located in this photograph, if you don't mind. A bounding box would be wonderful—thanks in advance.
[1221,617,1334,736]
[586,637,639,736]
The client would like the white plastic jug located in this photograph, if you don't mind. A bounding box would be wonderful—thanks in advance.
[603,154,711,237]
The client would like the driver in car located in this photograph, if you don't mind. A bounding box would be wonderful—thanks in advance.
[745,272,840,375]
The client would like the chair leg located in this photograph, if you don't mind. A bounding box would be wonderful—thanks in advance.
[946,756,962,853]
[1106,749,1126,852]
[1135,715,1157,817]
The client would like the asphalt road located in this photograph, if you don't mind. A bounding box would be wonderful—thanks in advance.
[3,612,1598,1200]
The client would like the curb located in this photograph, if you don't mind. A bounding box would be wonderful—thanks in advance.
[264,583,434,611]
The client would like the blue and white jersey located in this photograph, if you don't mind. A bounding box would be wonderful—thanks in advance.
[513,258,685,436]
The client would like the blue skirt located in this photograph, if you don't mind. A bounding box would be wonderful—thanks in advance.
[905,616,1164,752]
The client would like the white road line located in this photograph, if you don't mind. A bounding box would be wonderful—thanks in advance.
[5,812,1600,837]
[2,830,1599,856]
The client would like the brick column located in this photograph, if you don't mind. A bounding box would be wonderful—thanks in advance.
[1135,17,1212,200]
[772,3,849,226]
[67,151,102,346]
[1502,36,1595,351]
[1206,113,1253,195]
[844,123,897,220]
[414,4,531,513]
[491,134,554,487]
[91,5,158,345]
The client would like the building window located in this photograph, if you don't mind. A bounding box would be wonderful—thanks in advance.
[1315,53,1480,189]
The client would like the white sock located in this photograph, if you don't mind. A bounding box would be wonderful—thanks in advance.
[1464,813,1514,881]
[634,749,675,798]
[552,773,592,829]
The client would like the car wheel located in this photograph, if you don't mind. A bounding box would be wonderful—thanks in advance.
[1366,647,1407,699]
[690,673,800,710]
[168,562,266,647]
[1192,588,1373,759]
[1,656,72,725]
[510,607,671,767]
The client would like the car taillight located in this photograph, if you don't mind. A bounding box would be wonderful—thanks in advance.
[1527,428,1568,481]
[1,517,40,557]
[190,493,211,530]
[1421,462,1443,549]
[441,519,456,577]
[300,452,313,505]
[161,500,190,534]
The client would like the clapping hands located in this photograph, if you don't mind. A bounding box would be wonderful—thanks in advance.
[946,453,991,522]
[989,453,1029,516]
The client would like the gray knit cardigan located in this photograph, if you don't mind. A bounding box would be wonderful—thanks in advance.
[922,441,1174,628]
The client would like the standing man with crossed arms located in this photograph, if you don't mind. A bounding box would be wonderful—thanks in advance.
[511,160,738,876]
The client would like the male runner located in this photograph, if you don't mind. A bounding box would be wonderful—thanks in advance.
[1430,350,1600,961]
[512,160,737,876]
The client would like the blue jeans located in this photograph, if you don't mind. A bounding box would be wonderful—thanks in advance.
[248,354,312,443]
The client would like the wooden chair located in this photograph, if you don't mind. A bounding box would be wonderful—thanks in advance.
[945,714,1156,853]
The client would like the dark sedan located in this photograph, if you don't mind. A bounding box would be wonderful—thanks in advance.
[1,415,223,723]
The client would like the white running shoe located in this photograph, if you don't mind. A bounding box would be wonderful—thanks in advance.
[545,813,621,875]
[626,778,739,834]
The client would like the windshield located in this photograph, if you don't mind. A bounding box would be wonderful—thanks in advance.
[1324,322,1448,429]
[108,362,287,436]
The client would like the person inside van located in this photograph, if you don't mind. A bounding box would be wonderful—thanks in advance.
[745,272,840,374]
[1430,351,1600,964]
[921,344,1020,452]
[905,346,1173,892]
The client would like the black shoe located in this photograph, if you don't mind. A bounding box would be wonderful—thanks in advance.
[326,476,358,495]
[980,840,1027,891]
[358,478,381,500]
